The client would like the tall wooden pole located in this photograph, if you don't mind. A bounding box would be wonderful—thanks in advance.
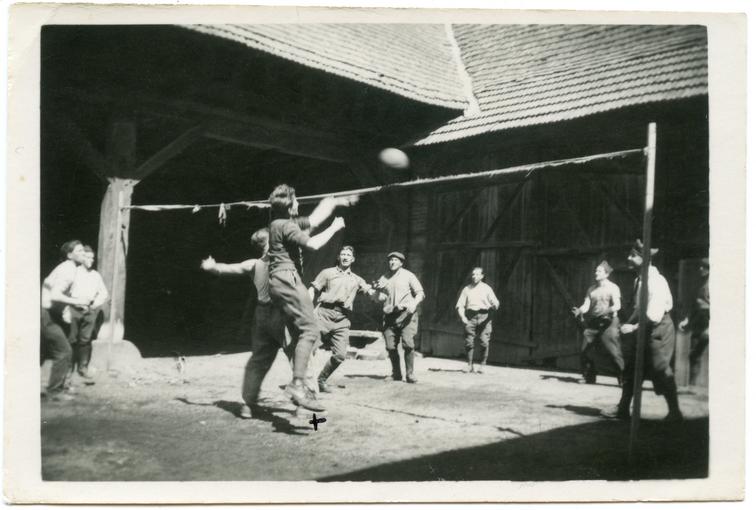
[629,122,657,461]
[106,189,124,371]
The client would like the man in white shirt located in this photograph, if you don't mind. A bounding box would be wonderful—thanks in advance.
[604,239,682,422]
[456,267,500,373]
[41,240,89,400]
[67,245,109,381]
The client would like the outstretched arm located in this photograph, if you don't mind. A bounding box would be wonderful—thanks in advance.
[305,217,345,251]
[201,256,256,275]
[308,195,359,230]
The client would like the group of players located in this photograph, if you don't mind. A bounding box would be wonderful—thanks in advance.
[41,183,708,423]
[201,184,702,423]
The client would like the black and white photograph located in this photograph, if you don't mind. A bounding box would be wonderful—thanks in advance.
[4,2,747,504]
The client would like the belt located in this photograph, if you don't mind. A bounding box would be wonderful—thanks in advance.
[466,308,491,315]
[320,302,349,313]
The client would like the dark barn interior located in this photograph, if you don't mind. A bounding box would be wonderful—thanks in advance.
[41,24,709,384]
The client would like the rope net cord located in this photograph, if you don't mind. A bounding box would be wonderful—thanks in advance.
[124,147,645,212]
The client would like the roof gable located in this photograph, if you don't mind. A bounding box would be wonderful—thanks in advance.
[416,24,708,145]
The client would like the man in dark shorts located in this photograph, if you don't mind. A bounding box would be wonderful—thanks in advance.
[267,185,358,411]
[374,252,425,383]
[456,267,499,374]
[603,240,683,422]
[571,260,623,384]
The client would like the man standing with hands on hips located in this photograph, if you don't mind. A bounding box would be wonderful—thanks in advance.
[456,267,500,374]
[374,252,424,383]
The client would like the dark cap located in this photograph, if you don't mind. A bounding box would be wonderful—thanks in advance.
[387,251,406,262]
[628,238,659,258]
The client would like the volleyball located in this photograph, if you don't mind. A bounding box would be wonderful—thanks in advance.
[378,148,410,169]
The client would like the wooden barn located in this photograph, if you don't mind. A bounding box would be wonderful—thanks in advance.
[41,24,709,383]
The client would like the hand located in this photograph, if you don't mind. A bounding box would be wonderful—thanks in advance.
[679,317,689,332]
[332,216,345,230]
[405,301,417,314]
[570,307,581,317]
[461,318,470,325]
[201,256,216,271]
[620,323,637,335]
[337,194,360,207]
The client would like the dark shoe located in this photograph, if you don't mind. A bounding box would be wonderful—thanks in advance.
[239,404,253,419]
[404,349,417,383]
[390,374,403,381]
[388,350,402,381]
[285,382,326,412]
[406,374,418,384]
[663,410,684,423]
[601,405,630,421]
[318,380,333,393]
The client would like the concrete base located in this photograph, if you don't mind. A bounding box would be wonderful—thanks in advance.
[90,339,142,373]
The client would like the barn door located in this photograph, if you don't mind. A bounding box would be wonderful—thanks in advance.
[422,178,537,365]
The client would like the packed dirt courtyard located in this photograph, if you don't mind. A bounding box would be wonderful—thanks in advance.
[42,351,708,481]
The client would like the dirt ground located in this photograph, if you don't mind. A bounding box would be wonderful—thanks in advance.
[41,350,709,481]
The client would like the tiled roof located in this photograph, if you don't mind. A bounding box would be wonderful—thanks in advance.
[183,24,468,110]
[415,25,708,145]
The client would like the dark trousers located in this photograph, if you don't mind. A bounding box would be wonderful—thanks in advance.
[619,313,679,411]
[315,306,351,383]
[689,312,709,384]
[241,304,287,406]
[67,307,100,373]
[41,308,72,394]
[269,269,319,380]
[580,316,624,380]
[463,310,492,363]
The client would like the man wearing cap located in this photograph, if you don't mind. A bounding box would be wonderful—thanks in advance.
[456,267,500,374]
[679,257,709,385]
[309,245,375,393]
[604,239,682,422]
[571,260,623,385]
[374,251,425,383]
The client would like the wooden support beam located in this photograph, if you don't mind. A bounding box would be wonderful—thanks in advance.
[132,125,204,181]
[541,257,576,310]
[439,187,488,242]
[48,115,109,183]
[97,120,137,323]
[578,174,642,232]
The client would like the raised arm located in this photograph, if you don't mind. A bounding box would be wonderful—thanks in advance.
[305,217,345,251]
[307,195,359,230]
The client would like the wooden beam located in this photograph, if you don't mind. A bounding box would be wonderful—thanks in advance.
[578,174,642,232]
[48,115,109,182]
[541,257,577,310]
[132,124,204,181]
[348,161,401,227]
[438,187,488,242]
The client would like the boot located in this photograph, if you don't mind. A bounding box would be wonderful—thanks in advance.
[465,349,474,373]
[388,350,402,381]
[602,379,632,420]
[404,349,418,383]
[77,343,94,381]
[318,356,342,393]
[285,379,326,412]
[662,376,684,422]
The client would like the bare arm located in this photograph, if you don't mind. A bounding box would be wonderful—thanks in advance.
[308,286,317,304]
[305,217,345,251]
[201,256,256,275]
[307,195,359,230]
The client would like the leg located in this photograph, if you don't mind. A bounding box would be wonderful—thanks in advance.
[401,314,419,383]
[383,320,402,380]
[649,316,682,421]
[580,328,599,384]
[74,309,98,379]
[41,309,74,398]
[241,307,281,410]
[463,316,476,372]
[599,318,624,384]
[318,319,349,392]
[477,316,492,373]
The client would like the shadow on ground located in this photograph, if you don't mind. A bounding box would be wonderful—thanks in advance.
[319,417,708,481]
[174,397,310,436]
